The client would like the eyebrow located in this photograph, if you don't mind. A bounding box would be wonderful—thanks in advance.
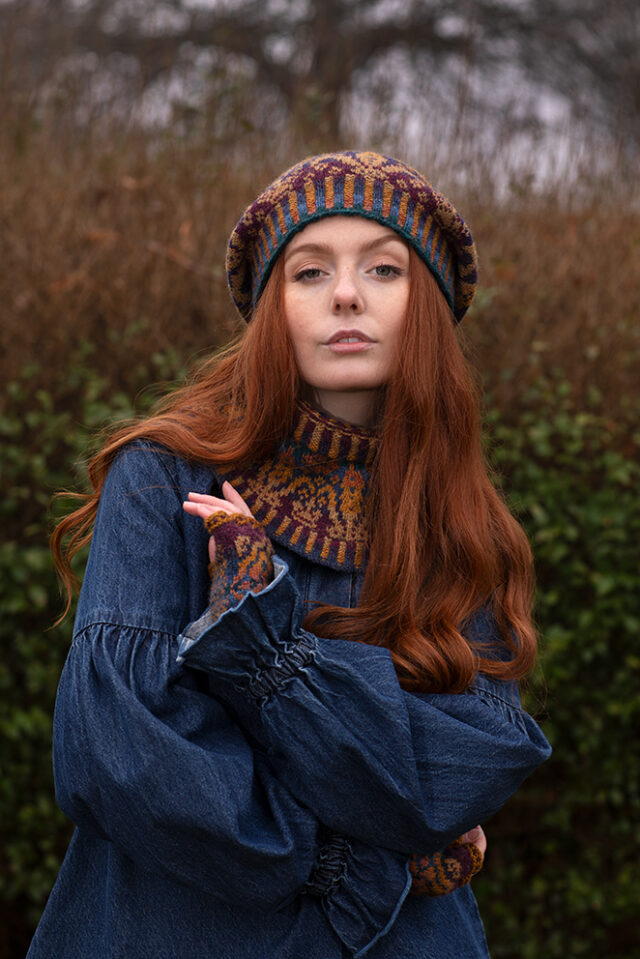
[285,234,407,258]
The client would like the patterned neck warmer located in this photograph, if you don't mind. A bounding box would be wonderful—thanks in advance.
[225,400,378,571]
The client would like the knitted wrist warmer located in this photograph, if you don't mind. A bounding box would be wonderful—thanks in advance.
[408,839,484,897]
[205,511,274,620]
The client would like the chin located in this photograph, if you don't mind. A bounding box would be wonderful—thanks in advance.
[318,371,388,392]
[321,381,383,393]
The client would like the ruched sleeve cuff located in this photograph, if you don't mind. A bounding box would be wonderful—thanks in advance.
[177,555,314,698]
[305,833,412,958]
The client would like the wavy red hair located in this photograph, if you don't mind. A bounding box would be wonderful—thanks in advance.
[52,249,536,693]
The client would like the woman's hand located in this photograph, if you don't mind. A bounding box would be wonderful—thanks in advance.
[183,483,254,563]
[409,825,486,897]
[183,484,273,619]
[459,825,487,857]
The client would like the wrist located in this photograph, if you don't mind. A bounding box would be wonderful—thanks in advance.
[409,840,484,897]
[206,511,274,618]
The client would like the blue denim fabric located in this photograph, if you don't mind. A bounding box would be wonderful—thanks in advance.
[28,442,551,959]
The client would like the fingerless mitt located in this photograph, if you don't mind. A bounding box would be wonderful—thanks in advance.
[205,511,274,620]
[409,839,484,897]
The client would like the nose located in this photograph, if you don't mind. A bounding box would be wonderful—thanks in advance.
[331,267,364,314]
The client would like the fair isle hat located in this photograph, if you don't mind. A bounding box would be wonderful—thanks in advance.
[226,150,478,324]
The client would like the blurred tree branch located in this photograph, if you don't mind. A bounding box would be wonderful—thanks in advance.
[1,0,638,145]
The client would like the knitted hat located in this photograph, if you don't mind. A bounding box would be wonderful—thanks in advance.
[226,150,478,324]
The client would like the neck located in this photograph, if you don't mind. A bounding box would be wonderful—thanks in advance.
[307,387,380,428]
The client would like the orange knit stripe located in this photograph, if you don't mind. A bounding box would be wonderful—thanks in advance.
[304,180,316,214]
[412,204,423,237]
[325,176,335,208]
[344,174,355,207]
[309,423,322,452]
[433,230,447,272]
[424,218,437,249]
[397,192,409,227]
[363,178,374,211]
[294,411,308,442]
[436,235,447,272]
[290,525,303,545]
[275,515,290,535]
[288,190,300,224]
[382,181,394,217]
[348,435,361,460]
[443,255,453,285]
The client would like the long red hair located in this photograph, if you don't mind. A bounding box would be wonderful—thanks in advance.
[52,249,536,693]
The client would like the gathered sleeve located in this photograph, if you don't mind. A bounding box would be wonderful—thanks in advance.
[178,562,552,855]
[53,443,412,957]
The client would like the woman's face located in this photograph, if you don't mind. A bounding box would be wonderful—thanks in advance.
[283,215,410,426]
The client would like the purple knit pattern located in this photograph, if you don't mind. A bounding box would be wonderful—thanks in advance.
[222,400,377,572]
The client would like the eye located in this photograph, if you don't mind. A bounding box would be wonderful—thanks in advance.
[293,267,324,281]
[372,263,402,278]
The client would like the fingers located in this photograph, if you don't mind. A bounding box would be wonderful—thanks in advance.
[459,825,487,856]
[220,481,253,516]
[183,486,252,566]
[182,501,221,520]
[182,483,253,520]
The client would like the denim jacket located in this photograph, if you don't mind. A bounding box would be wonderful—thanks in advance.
[28,442,551,959]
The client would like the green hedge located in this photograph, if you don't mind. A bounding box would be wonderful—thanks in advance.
[0,355,164,957]
[476,376,640,956]
[1,357,638,958]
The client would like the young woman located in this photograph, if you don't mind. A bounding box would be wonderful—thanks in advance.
[30,151,551,959]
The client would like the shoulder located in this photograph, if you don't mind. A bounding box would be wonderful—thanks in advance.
[462,604,517,662]
[462,605,525,709]
[75,442,219,635]
[96,440,221,543]
[104,439,221,502]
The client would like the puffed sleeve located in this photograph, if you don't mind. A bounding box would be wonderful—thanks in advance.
[53,443,412,957]
[177,563,552,854]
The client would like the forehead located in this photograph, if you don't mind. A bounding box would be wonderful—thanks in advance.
[284,214,406,256]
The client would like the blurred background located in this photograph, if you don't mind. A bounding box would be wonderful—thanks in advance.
[1,2,639,957]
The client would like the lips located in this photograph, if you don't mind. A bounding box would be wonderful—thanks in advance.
[326,329,374,344]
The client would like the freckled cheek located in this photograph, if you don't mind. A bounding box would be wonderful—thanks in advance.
[286,328,320,378]
[284,298,318,340]
[286,315,309,343]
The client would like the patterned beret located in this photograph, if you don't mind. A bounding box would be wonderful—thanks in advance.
[226,150,478,324]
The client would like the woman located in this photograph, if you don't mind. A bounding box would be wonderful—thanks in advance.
[30,151,551,958]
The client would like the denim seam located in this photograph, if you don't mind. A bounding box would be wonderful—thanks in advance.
[248,631,317,704]
[467,686,523,713]
[71,621,180,646]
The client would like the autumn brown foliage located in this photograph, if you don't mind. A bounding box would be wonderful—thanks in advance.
[2,109,638,424]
